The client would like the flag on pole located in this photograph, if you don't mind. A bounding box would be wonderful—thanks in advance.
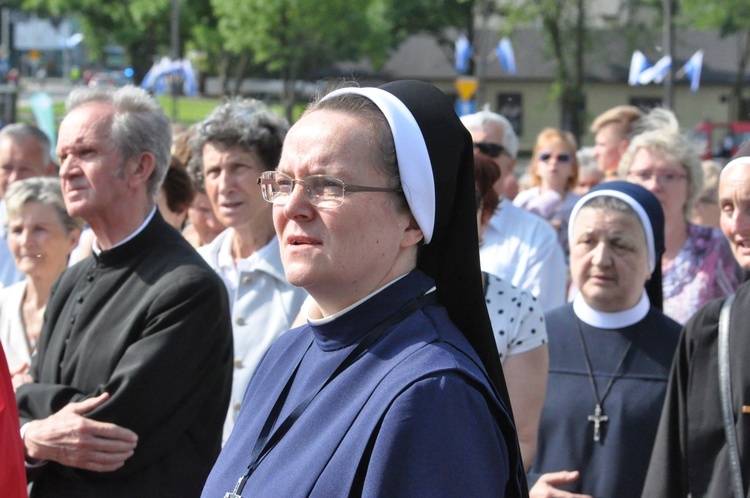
[638,55,671,85]
[682,50,703,92]
[628,50,650,86]
[496,37,517,74]
[455,35,472,74]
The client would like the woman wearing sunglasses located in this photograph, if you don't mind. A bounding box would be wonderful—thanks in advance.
[514,128,581,259]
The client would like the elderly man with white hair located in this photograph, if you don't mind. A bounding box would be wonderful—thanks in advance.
[643,151,750,497]
[15,85,233,497]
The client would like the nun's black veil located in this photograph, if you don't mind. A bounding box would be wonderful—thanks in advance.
[376,81,507,392]
[378,80,527,495]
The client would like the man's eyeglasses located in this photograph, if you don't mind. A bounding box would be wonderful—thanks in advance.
[474,142,508,159]
[537,151,573,164]
[257,171,402,208]
[627,170,688,186]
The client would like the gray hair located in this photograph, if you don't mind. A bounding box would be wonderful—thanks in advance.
[0,123,51,164]
[577,146,600,175]
[66,85,172,198]
[580,195,639,219]
[460,109,519,159]
[630,107,680,137]
[618,127,703,216]
[4,177,83,233]
[189,98,289,188]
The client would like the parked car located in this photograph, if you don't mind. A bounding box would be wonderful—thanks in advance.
[87,70,133,88]
[687,121,750,160]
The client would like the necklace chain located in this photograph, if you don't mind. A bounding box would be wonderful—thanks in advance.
[575,318,632,442]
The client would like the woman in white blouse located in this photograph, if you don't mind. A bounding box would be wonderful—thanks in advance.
[0,177,81,373]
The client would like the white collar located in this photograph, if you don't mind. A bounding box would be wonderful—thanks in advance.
[92,207,156,255]
[573,290,650,329]
[309,273,415,325]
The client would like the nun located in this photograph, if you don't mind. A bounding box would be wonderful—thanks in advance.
[529,181,681,497]
[201,80,526,497]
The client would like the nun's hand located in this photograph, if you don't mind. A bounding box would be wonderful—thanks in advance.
[529,471,592,498]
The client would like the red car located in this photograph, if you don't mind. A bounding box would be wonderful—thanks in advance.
[687,121,750,160]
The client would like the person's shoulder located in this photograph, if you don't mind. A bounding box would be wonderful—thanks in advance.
[0,279,24,298]
[644,307,683,346]
[512,187,539,207]
[543,302,574,322]
[688,223,730,249]
[680,290,732,342]
[196,228,230,265]
[484,273,539,307]
[493,200,558,239]
[141,228,227,291]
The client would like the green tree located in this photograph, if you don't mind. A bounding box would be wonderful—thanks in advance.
[21,0,208,83]
[212,0,392,121]
[506,0,590,143]
[680,0,750,120]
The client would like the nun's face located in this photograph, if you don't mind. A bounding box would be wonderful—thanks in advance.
[719,163,750,270]
[570,206,651,312]
[273,109,423,316]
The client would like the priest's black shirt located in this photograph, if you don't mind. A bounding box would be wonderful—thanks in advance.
[16,211,233,497]
[643,281,750,497]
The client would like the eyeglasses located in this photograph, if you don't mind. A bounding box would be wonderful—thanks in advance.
[257,171,402,208]
[627,170,688,185]
[474,142,508,159]
[537,151,573,164]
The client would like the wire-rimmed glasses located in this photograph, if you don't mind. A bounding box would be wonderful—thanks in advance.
[258,171,402,208]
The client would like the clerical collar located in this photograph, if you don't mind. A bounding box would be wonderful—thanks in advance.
[308,273,424,325]
[573,290,650,329]
[92,207,156,255]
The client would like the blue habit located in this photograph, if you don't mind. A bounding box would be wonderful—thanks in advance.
[202,270,515,497]
[529,304,680,497]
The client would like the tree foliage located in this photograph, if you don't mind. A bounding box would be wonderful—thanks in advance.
[680,0,750,120]
[505,0,590,142]
[211,0,394,120]
[21,0,209,83]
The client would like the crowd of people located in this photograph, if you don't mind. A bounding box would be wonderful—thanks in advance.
[0,80,748,497]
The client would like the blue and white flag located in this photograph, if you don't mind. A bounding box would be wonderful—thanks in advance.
[455,35,472,74]
[682,50,703,92]
[638,55,671,85]
[496,37,517,74]
[628,50,650,86]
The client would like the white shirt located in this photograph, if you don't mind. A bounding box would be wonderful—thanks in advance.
[484,273,547,362]
[480,198,567,312]
[198,228,308,445]
[0,199,23,288]
[0,280,30,372]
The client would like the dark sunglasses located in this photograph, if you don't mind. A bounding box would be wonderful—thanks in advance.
[474,142,507,159]
[537,151,573,164]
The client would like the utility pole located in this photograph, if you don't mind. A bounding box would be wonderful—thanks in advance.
[663,0,674,109]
